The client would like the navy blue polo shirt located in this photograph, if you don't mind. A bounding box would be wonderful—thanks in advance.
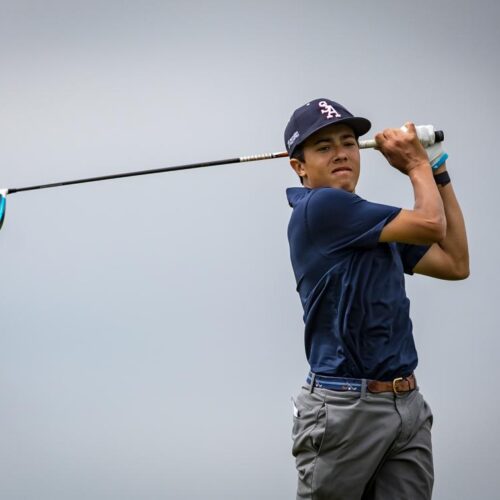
[286,187,430,381]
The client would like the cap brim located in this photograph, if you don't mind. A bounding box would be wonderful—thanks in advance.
[335,117,372,137]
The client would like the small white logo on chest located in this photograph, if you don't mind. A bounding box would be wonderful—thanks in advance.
[319,101,341,119]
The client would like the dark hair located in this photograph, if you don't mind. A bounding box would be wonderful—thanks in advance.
[291,144,305,185]
[291,144,305,163]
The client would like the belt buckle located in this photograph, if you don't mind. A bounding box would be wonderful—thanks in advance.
[392,377,404,394]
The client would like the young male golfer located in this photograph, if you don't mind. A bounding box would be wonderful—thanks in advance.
[285,98,469,500]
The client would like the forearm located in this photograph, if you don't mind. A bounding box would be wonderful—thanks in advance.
[434,164,469,274]
[376,123,447,245]
[408,163,446,239]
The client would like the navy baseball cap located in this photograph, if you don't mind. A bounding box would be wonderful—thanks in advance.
[284,98,371,157]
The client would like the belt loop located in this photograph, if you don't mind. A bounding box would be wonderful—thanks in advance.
[361,378,367,399]
[309,372,316,394]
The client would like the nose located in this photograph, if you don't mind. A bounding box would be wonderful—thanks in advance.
[332,146,348,162]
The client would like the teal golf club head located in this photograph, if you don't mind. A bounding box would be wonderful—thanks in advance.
[0,189,7,230]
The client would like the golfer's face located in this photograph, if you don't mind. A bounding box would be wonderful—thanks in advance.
[300,124,360,192]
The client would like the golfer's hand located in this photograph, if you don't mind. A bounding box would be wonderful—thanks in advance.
[375,122,430,175]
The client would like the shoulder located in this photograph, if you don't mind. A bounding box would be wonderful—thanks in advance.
[310,187,358,204]
[307,188,361,215]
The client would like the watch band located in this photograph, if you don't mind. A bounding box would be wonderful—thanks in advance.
[434,170,451,187]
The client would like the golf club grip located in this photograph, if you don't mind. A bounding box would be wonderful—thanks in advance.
[359,129,444,150]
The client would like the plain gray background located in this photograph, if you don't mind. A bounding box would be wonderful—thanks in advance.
[0,1,498,499]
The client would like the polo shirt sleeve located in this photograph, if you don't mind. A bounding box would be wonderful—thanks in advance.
[306,187,401,254]
[396,243,431,275]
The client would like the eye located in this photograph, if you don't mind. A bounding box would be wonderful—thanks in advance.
[317,145,330,152]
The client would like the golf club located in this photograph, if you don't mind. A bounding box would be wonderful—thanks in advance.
[0,125,444,230]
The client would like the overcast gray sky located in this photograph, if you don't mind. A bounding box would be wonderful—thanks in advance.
[0,1,499,499]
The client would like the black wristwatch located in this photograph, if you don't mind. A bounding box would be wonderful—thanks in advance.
[434,171,451,187]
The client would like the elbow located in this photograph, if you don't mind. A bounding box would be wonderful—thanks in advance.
[445,257,470,280]
[453,261,470,280]
[448,269,470,281]
[459,268,470,280]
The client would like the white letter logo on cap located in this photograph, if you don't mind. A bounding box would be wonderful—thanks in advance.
[319,101,341,119]
[287,131,300,148]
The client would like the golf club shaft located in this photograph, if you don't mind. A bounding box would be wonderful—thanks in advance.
[5,128,443,195]
[7,152,289,194]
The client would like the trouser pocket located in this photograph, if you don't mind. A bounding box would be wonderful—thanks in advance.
[291,390,327,485]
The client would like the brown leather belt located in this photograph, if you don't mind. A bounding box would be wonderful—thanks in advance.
[367,374,417,394]
[307,372,417,394]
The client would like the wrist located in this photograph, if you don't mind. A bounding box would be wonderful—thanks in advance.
[434,170,451,187]
[425,142,448,170]
[433,163,447,175]
[407,159,434,176]
[431,152,448,170]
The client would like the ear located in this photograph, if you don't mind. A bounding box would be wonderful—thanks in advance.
[289,158,306,181]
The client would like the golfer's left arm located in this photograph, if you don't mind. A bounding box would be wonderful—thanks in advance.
[413,163,469,280]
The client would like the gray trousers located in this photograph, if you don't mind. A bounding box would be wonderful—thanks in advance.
[291,383,434,500]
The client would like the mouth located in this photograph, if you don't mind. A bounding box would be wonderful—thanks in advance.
[331,167,352,175]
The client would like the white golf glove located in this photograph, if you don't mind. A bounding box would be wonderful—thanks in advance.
[425,142,448,170]
[400,124,448,170]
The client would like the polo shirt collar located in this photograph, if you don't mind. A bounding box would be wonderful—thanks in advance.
[286,187,311,207]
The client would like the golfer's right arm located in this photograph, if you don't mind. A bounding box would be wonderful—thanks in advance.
[376,123,446,245]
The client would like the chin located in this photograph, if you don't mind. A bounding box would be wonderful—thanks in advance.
[330,181,355,192]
